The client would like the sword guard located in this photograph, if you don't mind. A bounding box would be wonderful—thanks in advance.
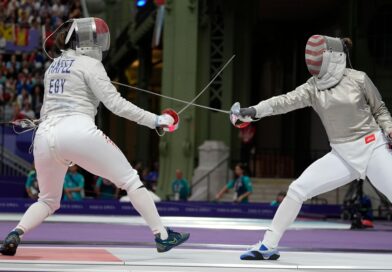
[230,102,251,128]
[161,108,179,132]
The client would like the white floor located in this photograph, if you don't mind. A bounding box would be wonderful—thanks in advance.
[0,247,391,272]
[0,213,351,230]
[0,215,386,271]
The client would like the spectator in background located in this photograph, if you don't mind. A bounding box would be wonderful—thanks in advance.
[149,162,159,180]
[171,169,190,201]
[16,88,31,108]
[20,101,35,119]
[270,191,286,207]
[16,75,32,94]
[215,163,253,203]
[12,103,25,120]
[33,71,43,84]
[20,53,30,71]
[63,165,84,201]
[6,54,20,71]
[95,177,119,200]
[5,77,16,96]
[25,163,39,200]
[144,162,159,192]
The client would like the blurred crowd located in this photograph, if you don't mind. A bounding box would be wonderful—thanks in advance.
[0,0,82,121]
[25,161,257,204]
[25,161,163,201]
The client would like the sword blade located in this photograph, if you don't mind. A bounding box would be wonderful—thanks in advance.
[109,80,230,114]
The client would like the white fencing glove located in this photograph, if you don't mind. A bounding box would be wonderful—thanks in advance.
[156,114,174,127]
[155,109,179,132]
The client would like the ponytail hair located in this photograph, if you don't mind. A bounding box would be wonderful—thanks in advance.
[54,22,74,51]
[342,37,353,68]
[342,37,353,50]
[54,30,67,50]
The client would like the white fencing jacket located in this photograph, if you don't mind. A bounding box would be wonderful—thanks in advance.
[41,49,157,129]
[253,69,392,144]
[253,68,392,177]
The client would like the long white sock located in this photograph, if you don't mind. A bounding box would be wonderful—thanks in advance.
[262,195,302,249]
[16,202,52,234]
[127,187,168,239]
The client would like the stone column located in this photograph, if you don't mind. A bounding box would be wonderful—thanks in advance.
[189,141,230,201]
[157,0,199,198]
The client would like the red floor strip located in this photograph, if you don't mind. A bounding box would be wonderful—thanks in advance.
[0,247,122,262]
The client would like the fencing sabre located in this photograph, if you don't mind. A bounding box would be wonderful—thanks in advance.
[157,54,236,135]
[107,55,250,133]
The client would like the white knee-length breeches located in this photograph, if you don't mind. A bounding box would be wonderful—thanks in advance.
[33,114,143,213]
[288,144,392,202]
[262,142,392,249]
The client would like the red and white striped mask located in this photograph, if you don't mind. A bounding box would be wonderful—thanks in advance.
[305,35,327,76]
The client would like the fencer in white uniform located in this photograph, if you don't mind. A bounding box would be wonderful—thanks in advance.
[237,35,392,260]
[0,18,189,256]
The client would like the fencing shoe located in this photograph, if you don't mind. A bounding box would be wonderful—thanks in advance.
[0,231,21,256]
[240,241,280,260]
[155,228,190,253]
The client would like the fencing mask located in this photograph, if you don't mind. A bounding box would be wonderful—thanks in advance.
[65,17,110,61]
[305,35,346,90]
